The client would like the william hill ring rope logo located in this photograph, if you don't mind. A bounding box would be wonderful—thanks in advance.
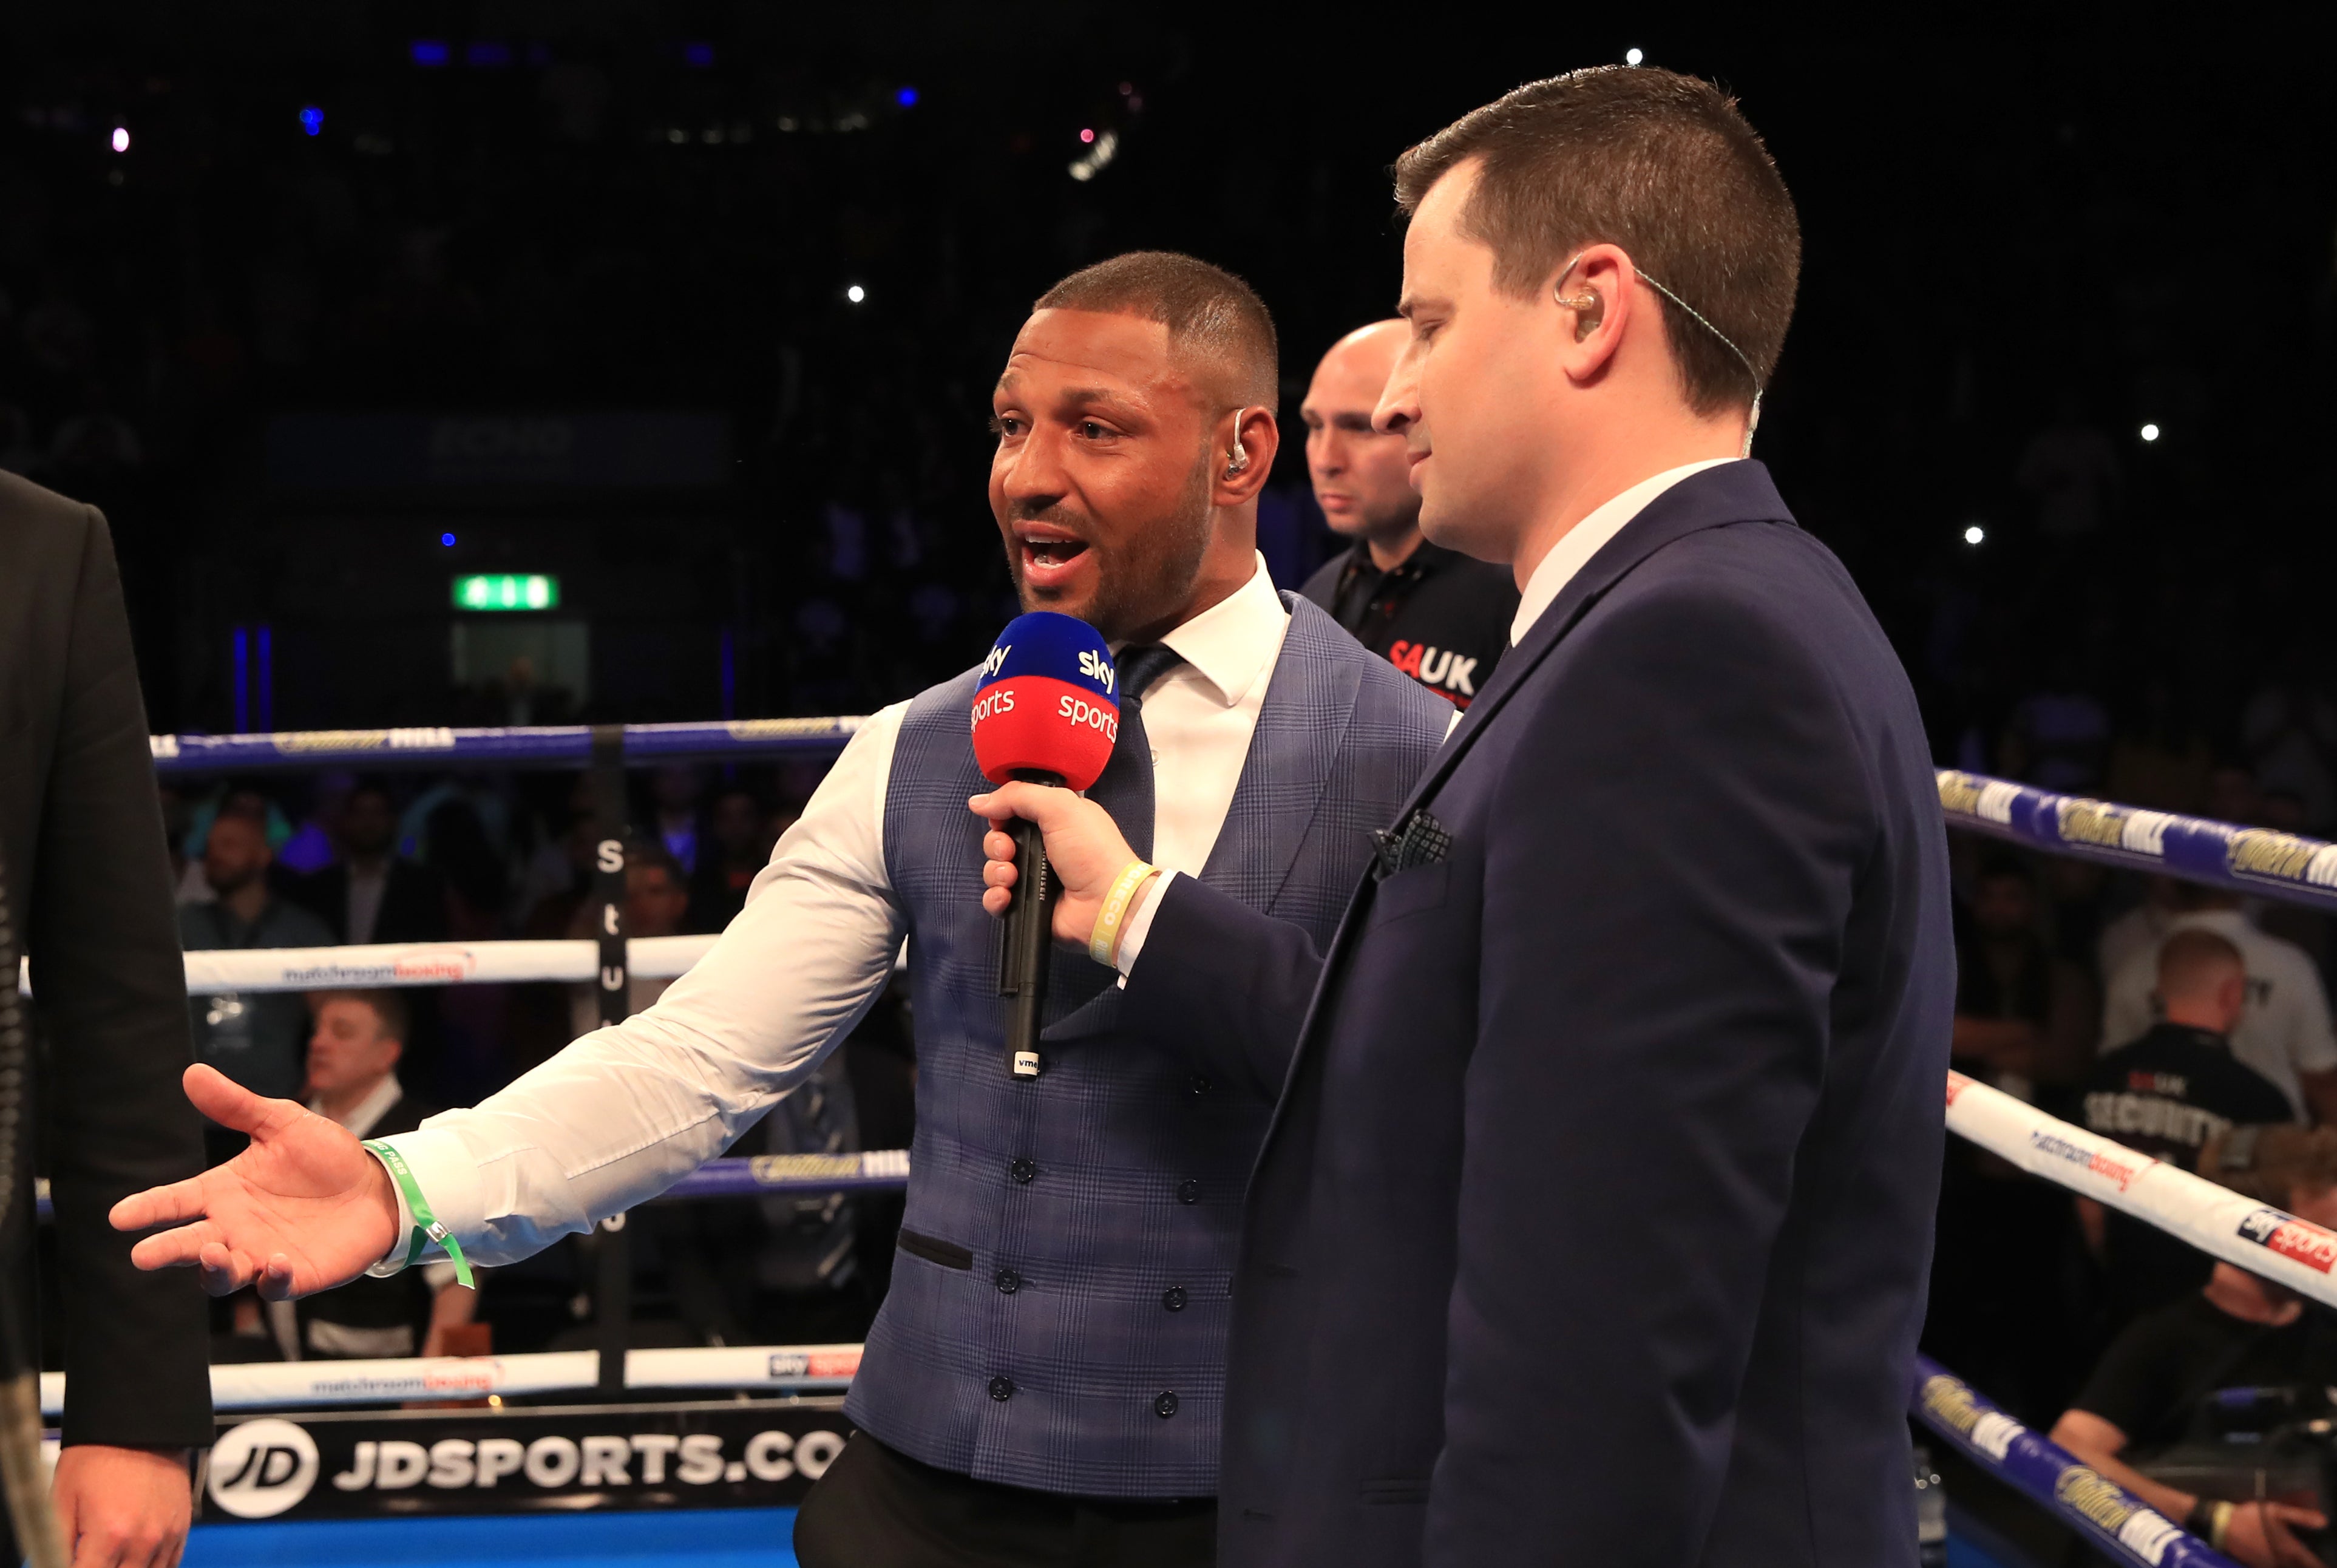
[2228,829,2337,892]
[274,728,458,755]
[1916,1375,2020,1463]
[1918,1375,2185,1566]
[723,718,861,741]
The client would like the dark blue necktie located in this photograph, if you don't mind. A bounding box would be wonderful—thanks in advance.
[1086,644,1182,862]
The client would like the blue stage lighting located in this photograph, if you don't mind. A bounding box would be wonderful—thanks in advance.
[299,106,324,137]
[683,41,714,68]
[410,39,450,67]
[440,532,457,548]
[466,41,512,68]
[896,87,918,107]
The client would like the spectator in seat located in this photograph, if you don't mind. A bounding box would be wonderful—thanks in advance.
[649,764,706,875]
[2079,929,2296,1325]
[179,812,335,1134]
[278,991,478,1359]
[688,786,776,934]
[2052,1124,2337,1568]
[1930,852,2100,1419]
[290,780,446,946]
[2101,880,2337,1125]
[1953,852,2098,1093]
[568,841,691,1034]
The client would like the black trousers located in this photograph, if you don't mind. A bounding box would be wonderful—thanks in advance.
[793,1433,1216,1568]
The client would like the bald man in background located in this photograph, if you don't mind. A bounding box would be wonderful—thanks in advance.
[1299,321,1517,707]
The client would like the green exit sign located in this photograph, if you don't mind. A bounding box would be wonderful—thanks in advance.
[453,574,560,612]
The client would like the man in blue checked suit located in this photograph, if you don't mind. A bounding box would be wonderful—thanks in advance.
[980,70,1955,1568]
[114,251,1449,1567]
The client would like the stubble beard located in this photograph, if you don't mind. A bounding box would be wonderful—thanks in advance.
[1016,452,1216,643]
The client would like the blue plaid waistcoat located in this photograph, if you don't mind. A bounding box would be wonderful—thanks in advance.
[846,592,1448,1498]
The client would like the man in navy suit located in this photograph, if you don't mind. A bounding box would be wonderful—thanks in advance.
[976,67,1953,1567]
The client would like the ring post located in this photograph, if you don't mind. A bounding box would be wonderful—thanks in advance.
[590,725,633,1397]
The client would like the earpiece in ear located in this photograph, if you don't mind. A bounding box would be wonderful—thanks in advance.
[1557,287,1603,341]
[1226,407,1253,477]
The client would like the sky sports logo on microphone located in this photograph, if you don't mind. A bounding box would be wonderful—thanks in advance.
[971,611,1121,791]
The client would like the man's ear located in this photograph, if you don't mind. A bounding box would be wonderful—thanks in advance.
[1552,242,1638,387]
[1212,407,1279,506]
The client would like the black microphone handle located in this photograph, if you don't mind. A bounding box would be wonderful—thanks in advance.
[1002,770,1064,1081]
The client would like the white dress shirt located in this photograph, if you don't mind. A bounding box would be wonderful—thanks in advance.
[1118,461,1735,976]
[377,556,1292,1264]
[1509,458,1737,645]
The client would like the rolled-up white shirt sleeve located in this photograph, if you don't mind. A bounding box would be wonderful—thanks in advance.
[373,702,911,1268]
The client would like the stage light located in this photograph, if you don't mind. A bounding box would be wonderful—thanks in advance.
[299,106,324,137]
[110,126,129,153]
[1963,524,1986,546]
[683,41,714,68]
[2140,423,2160,442]
[466,41,512,69]
[1119,82,1133,95]
[1080,127,1096,144]
[1626,46,1644,64]
[440,532,457,548]
[410,39,450,67]
[847,284,867,304]
[895,87,918,107]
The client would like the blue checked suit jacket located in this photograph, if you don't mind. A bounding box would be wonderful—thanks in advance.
[848,592,1448,1498]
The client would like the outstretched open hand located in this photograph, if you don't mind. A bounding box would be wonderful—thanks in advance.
[110,1064,401,1300]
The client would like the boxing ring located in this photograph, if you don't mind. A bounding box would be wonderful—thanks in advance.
[38,728,2337,1564]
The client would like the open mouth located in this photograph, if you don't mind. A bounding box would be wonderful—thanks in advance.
[1016,526,1093,586]
[1023,538,1089,569]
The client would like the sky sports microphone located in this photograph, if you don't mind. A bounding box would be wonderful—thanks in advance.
[971,611,1120,1080]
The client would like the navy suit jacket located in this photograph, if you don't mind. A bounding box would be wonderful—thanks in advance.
[1125,461,1953,1567]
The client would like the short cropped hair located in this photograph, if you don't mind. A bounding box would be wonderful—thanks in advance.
[1034,251,1279,409]
[2157,928,2245,1005]
[320,988,409,1046]
[2200,1124,2337,1208]
[1392,67,1800,417]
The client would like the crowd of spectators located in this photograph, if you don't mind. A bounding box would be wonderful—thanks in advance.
[160,759,921,1361]
[1935,718,2337,1557]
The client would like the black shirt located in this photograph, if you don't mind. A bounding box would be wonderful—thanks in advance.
[1300,537,1519,709]
[2074,1292,2337,1454]
[2082,1023,2298,1321]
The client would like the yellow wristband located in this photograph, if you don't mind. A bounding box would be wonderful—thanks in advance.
[2207,1500,2234,1550]
[1089,860,1161,968]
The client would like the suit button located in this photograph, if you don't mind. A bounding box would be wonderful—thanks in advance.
[1188,1074,1211,1096]
[989,1376,1016,1401]
[996,1269,1021,1295]
[1009,1158,1037,1184]
[1178,1179,1200,1204]
[1155,1391,1179,1419]
[1162,1286,1187,1312]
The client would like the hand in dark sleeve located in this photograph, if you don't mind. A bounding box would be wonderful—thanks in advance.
[1426,585,1868,1565]
[1121,874,1329,1100]
[32,509,211,1448]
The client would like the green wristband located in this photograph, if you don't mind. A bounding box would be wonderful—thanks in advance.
[363,1139,476,1291]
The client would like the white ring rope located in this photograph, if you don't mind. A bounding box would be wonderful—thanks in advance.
[39,1343,864,1417]
[1947,1069,2337,1308]
[18,935,721,997]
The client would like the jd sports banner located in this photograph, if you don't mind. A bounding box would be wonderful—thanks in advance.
[204,1399,849,1521]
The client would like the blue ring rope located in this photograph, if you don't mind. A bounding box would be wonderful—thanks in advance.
[1914,1356,2242,1568]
